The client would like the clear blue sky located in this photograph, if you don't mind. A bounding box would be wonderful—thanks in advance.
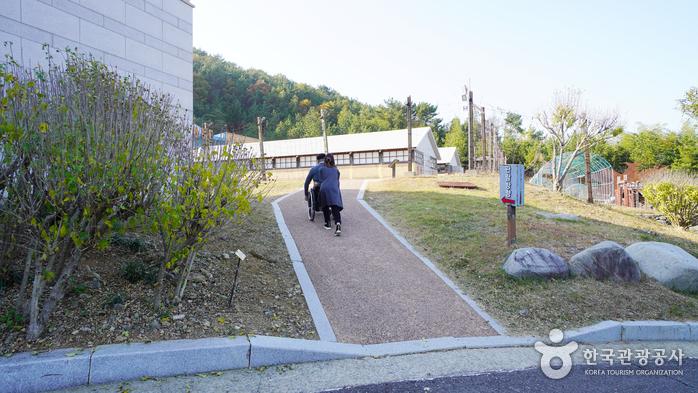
[193,0,697,132]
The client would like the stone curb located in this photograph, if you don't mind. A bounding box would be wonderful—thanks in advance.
[563,320,622,343]
[621,320,692,341]
[3,320,698,393]
[88,337,250,385]
[0,347,91,393]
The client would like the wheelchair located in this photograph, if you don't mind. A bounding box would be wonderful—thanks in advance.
[307,183,321,221]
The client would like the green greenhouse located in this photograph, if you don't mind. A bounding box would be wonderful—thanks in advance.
[530,152,615,203]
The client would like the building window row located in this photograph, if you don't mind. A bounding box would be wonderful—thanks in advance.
[299,155,316,167]
[334,154,351,165]
[383,149,408,163]
[354,151,379,165]
[276,157,297,169]
[261,150,432,169]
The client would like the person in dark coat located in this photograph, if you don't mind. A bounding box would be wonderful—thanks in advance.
[303,153,325,215]
[318,154,343,236]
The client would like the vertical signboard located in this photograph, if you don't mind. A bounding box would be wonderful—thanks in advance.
[499,164,524,245]
[499,164,525,207]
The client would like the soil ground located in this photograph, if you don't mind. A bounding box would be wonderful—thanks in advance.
[0,180,317,354]
[365,174,698,336]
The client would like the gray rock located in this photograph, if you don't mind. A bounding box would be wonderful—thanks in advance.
[222,253,231,260]
[86,278,101,290]
[626,242,698,291]
[570,241,640,282]
[569,241,640,282]
[189,272,207,284]
[536,212,580,222]
[502,248,569,279]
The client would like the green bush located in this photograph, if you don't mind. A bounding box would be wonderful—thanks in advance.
[643,172,698,228]
[66,278,88,296]
[120,259,156,284]
[110,233,151,253]
[0,308,24,332]
[103,293,125,309]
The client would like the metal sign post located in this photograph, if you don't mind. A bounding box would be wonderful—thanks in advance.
[499,164,525,246]
[228,249,247,308]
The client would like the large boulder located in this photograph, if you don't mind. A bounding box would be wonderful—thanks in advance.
[569,241,640,282]
[503,248,569,279]
[625,242,698,292]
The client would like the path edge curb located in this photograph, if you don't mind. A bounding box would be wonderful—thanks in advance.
[2,321,698,392]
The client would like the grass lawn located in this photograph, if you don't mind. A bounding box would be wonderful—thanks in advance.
[365,174,698,336]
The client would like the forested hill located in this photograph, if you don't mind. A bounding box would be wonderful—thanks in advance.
[193,49,446,142]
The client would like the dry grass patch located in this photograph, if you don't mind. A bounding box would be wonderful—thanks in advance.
[365,174,698,336]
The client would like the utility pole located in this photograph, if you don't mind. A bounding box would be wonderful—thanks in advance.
[584,145,593,203]
[257,116,266,174]
[480,107,486,171]
[468,90,474,170]
[490,122,495,172]
[320,108,329,154]
[407,95,413,173]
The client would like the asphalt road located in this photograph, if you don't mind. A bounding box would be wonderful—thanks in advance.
[328,358,698,393]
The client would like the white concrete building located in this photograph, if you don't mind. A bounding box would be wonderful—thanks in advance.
[215,127,442,179]
[0,0,194,113]
[437,147,464,174]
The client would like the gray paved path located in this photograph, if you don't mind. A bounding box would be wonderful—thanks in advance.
[278,180,495,344]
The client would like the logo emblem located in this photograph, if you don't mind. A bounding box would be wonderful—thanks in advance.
[534,329,578,379]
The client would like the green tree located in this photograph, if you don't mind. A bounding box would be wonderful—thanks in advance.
[151,145,266,307]
[0,50,187,340]
[619,125,679,169]
[673,125,698,172]
[591,136,630,172]
[443,118,467,164]
[193,49,448,141]
[680,87,698,121]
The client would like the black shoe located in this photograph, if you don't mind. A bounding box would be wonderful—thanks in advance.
[323,223,331,230]
[335,223,341,236]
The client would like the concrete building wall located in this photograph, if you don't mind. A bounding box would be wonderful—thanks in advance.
[0,0,194,114]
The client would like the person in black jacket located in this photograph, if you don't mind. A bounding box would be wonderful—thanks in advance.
[303,153,326,216]
[318,154,343,236]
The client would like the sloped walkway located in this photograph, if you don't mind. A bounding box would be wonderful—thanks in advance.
[277,180,498,344]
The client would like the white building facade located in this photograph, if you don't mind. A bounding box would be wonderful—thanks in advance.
[0,0,194,113]
[213,127,442,180]
[437,147,464,173]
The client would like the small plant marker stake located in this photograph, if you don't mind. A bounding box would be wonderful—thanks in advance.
[228,249,246,308]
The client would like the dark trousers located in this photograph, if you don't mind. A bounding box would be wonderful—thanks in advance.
[322,205,341,225]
